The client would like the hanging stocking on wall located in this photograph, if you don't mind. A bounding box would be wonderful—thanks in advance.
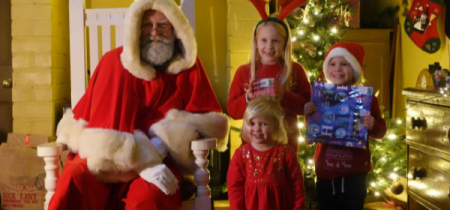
[404,0,444,53]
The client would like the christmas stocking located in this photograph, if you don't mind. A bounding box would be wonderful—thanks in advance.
[404,0,444,53]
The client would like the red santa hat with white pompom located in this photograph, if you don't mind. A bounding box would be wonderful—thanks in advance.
[323,41,365,85]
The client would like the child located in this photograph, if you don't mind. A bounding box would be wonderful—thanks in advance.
[304,42,387,210]
[227,97,306,210]
[227,13,311,151]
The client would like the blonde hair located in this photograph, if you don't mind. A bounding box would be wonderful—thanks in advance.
[250,14,294,90]
[241,96,288,144]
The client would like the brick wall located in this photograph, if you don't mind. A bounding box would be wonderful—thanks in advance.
[11,0,70,137]
[227,0,266,158]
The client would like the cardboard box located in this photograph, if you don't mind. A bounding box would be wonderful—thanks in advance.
[0,133,49,210]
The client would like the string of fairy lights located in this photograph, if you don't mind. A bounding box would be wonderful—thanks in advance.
[297,117,406,198]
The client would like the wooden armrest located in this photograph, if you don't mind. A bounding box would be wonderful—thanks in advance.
[37,142,67,157]
[191,138,217,151]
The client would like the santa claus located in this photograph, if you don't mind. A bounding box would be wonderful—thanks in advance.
[49,0,229,209]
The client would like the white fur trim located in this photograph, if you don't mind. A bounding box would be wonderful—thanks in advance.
[149,109,230,174]
[120,0,197,81]
[79,129,163,174]
[164,109,230,151]
[56,109,87,153]
[149,119,199,174]
[323,47,363,85]
[56,111,164,180]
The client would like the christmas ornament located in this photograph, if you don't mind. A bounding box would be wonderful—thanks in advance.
[302,44,317,50]
[291,7,304,19]
[329,7,340,28]
[303,4,310,20]
[330,15,340,28]
[308,50,316,58]
[344,7,351,27]
[404,0,444,53]
[390,181,404,195]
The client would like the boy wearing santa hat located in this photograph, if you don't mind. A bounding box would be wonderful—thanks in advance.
[304,42,387,210]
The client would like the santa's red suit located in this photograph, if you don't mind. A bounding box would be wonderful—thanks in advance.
[49,0,229,209]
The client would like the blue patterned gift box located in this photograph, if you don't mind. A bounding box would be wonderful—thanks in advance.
[306,82,373,149]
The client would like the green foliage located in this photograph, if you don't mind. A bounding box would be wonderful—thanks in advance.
[367,116,407,197]
[287,0,350,82]
[211,181,228,197]
[296,116,317,177]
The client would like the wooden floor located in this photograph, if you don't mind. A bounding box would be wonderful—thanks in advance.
[214,200,230,210]
[213,200,407,210]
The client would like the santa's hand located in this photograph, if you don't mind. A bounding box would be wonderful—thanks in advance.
[139,164,179,195]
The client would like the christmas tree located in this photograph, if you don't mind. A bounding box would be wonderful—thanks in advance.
[286,0,355,82]
[367,114,407,197]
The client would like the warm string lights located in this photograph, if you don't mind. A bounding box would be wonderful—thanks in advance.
[366,116,406,197]
[298,112,407,198]
[287,0,348,82]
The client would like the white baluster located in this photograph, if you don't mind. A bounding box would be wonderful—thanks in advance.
[43,156,60,209]
[37,143,63,210]
[191,138,216,210]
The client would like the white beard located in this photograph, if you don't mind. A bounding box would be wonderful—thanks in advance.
[140,35,175,66]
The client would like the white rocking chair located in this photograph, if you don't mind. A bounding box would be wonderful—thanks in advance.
[37,0,216,209]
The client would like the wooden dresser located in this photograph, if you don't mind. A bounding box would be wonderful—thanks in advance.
[403,88,450,210]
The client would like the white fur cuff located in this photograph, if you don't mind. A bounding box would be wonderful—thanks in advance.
[56,109,87,153]
[149,109,230,175]
[56,111,166,177]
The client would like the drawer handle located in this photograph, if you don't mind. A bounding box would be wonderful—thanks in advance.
[410,167,426,180]
[411,117,427,129]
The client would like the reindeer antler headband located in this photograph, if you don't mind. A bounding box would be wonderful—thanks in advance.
[250,0,307,36]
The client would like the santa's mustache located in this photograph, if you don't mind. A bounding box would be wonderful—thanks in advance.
[141,35,172,46]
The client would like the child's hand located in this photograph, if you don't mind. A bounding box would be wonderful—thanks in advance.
[304,102,317,115]
[273,78,284,100]
[247,78,256,101]
[361,115,375,130]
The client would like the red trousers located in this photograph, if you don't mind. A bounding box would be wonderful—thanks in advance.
[48,153,182,210]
